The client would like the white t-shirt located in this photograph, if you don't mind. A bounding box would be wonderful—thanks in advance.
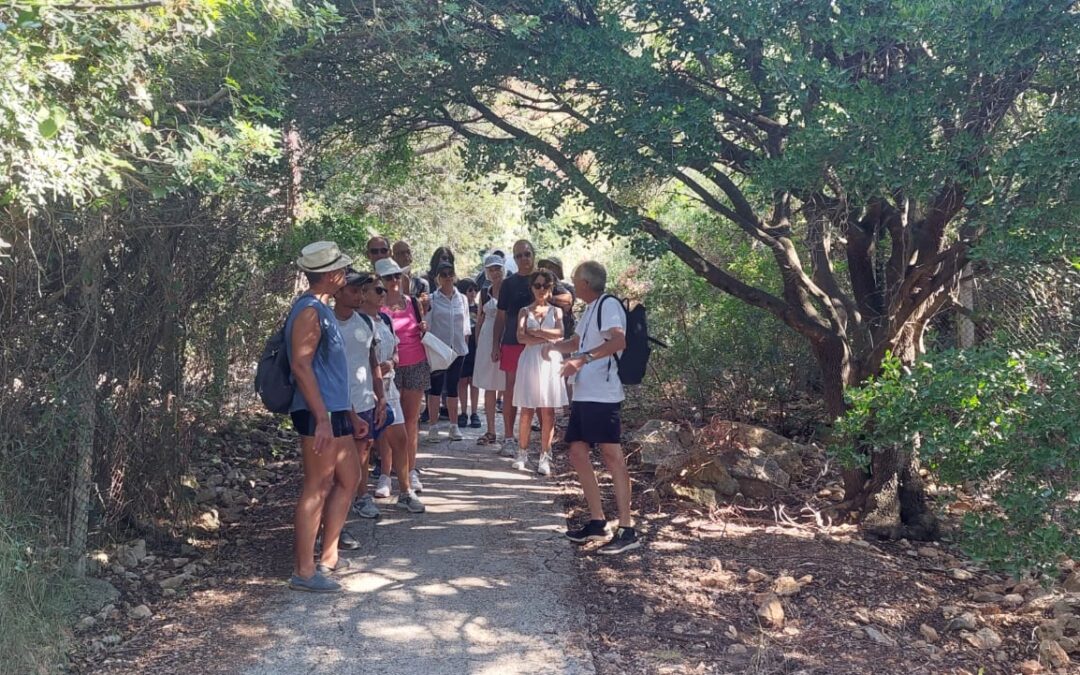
[572,296,626,403]
[372,313,400,404]
[337,311,376,413]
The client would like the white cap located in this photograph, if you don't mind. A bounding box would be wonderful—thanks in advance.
[374,257,405,277]
[483,253,505,268]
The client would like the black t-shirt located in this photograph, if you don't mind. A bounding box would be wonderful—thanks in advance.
[497,273,534,345]
[554,281,576,338]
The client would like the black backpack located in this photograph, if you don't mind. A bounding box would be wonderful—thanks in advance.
[254,317,293,414]
[596,295,664,385]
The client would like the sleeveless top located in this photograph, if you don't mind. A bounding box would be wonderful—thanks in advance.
[383,295,426,367]
[284,295,350,413]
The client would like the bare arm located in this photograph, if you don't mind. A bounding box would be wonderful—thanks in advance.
[530,307,564,341]
[491,309,506,361]
[369,340,386,425]
[516,308,546,345]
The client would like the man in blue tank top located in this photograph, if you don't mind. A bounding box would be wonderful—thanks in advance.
[285,241,369,593]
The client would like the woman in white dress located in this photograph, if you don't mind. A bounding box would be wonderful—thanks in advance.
[512,269,568,476]
[472,255,508,446]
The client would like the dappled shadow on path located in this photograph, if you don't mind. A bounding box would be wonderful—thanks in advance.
[84,419,592,675]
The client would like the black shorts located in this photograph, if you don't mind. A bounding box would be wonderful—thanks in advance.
[290,410,354,438]
[427,355,465,397]
[563,401,622,446]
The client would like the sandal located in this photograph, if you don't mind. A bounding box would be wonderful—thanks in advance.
[476,432,497,446]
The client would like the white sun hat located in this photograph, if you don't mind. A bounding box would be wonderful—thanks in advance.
[296,241,352,273]
[374,257,406,278]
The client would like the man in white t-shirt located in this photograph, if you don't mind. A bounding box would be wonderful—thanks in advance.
[333,271,388,528]
[544,261,640,555]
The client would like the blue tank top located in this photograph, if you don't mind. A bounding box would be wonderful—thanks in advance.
[284,295,350,413]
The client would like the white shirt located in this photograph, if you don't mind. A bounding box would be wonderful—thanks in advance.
[573,296,626,403]
[372,313,400,404]
[337,311,376,413]
[428,287,471,355]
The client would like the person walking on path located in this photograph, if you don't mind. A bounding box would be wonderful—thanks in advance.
[378,256,429,494]
[472,254,507,446]
[455,277,482,429]
[424,261,471,443]
[492,241,571,457]
[544,260,640,555]
[391,240,429,300]
[361,274,426,513]
[286,241,369,592]
[366,235,391,265]
[333,270,388,526]
[511,269,568,475]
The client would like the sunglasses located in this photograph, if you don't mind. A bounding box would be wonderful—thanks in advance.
[369,247,389,255]
[532,282,552,290]
[381,273,401,280]
[514,251,533,259]
[438,271,455,278]
[371,286,387,295]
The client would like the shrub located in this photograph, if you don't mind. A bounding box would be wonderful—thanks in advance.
[837,347,1080,576]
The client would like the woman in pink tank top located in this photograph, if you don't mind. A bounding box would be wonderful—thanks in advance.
[378,258,430,493]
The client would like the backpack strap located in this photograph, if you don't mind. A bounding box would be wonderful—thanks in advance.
[378,310,395,335]
[410,294,423,323]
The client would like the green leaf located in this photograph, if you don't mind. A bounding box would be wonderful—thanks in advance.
[38,118,58,139]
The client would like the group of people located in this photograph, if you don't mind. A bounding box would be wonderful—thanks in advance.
[284,237,640,593]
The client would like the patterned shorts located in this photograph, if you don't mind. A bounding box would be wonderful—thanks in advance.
[395,359,432,392]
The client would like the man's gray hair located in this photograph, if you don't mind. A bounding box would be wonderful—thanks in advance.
[573,260,607,293]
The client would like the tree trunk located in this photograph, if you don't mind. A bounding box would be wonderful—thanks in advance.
[815,329,939,540]
[68,214,106,576]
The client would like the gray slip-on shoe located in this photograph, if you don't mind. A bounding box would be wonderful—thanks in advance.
[315,557,352,575]
[288,572,341,593]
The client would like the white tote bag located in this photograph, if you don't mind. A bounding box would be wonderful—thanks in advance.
[422,331,456,372]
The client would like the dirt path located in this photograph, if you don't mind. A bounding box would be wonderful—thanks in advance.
[240,426,593,674]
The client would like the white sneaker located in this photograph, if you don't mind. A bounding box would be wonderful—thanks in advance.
[448,425,464,441]
[537,452,552,477]
[410,469,424,494]
[423,424,442,444]
[374,474,392,498]
[498,439,517,458]
[512,449,528,471]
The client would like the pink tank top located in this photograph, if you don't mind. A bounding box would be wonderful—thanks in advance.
[383,296,426,367]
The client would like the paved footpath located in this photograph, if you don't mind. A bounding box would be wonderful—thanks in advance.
[244,424,595,675]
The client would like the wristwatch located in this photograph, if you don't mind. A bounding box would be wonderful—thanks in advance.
[583,351,595,363]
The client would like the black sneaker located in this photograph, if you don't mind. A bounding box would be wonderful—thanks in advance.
[565,520,609,544]
[598,527,640,555]
[457,413,468,428]
[440,406,450,420]
[420,409,430,424]
[469,413,482,429]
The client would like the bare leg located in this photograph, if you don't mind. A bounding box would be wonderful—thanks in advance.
[377,434,392,476]
[294,436,339,578]
[599,443,633,528]
[401,388,423,472]
[470,383,479,416]
[484,389,499,435]
[383,424,411,492]
[517,406,534,451]
[446,395,459,426]
[568,441,605,522]
[318,438,361,569]
[426,393,441,426]
[503,369,518,439]
[538,407,555,452]
[457,377,470,414]
[356,439,371,496]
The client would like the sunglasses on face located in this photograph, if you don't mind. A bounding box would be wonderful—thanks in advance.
[369,247,389,255]
[381,273,401,280]
[532,282,552,290]
[438,271,455,278]
[370,286,387,295]
[514,251,533,259]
